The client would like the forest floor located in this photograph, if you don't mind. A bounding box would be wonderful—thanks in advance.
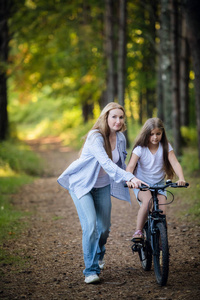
[0,138,200,300]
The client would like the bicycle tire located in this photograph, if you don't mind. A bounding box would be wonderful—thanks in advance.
[153,222,169,286]
[138,222,152,271]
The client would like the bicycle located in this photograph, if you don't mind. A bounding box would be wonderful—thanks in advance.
[130,180,189,286]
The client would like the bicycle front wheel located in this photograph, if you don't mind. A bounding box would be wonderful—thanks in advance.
[153,222,169,286]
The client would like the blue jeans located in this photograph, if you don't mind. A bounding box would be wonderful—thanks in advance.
[69,185,112,276]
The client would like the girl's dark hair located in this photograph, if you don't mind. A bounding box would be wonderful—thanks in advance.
[133,118,174,179]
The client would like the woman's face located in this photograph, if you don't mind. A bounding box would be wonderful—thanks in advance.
[107,108,124,132]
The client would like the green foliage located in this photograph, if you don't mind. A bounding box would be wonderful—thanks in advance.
[181,147,199,174]
[0,139,43,176]
[9,92,93,148]
[181,126,197,147]
[9,0,105,110]
[171,176,200,225]
[169,145,200,223]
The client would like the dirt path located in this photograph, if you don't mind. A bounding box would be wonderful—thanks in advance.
[1,139,200,300]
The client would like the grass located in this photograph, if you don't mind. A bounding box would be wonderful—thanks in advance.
[164,146,200,224]
[0,248,27,277]
[0,139,43,267]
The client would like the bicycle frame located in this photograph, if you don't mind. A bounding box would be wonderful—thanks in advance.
[148,188,167,255]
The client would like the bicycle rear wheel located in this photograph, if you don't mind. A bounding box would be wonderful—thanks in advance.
[153,222,169,286]
[138,222,152,271]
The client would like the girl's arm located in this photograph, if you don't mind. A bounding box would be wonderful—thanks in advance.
[126,153,139,173]
[168,150,186,185]
[126,153,142,188]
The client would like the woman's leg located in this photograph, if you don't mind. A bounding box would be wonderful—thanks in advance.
[91,185,112,261]
[69,190,100,277]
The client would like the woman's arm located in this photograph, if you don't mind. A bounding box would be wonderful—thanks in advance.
[87,133,146,187]
[168,150,186,185]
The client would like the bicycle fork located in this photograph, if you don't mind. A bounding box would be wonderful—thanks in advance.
[150,215,167,255]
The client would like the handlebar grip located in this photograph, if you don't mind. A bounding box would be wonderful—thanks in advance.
[172,182,189,188]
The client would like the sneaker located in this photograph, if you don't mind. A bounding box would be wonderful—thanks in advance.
[84,274,100,284]
[98,260,105,270]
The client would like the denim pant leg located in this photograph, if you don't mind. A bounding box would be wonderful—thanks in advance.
[69,185,111,277]
[91,185,112,261]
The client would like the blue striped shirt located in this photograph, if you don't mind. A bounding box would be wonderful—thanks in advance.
[57,130,134,202]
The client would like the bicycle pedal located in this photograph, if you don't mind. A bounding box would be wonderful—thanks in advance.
[131,242,143,253]
[131,243,139,252]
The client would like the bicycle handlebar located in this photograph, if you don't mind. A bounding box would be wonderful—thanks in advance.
[124,180,189,190]
[139,181,189,191]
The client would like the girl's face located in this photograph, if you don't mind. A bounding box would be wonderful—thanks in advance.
[149,127,163,145]
[107,108,124,132]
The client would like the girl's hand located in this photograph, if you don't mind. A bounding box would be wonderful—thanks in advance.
[176,179,186,186]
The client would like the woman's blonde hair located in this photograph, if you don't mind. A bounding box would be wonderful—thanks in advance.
[133,117,174,179]
[81,102,126,158]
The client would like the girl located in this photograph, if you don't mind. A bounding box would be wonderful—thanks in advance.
[126,118,186,241]
[57,102,145,283]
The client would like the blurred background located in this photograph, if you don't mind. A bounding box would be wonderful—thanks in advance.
[0,0,199,170]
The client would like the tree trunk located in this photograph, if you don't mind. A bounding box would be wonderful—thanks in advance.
[157,52,164,121]
[117,0,126,106]
[184,0,200,167]
[0,0,9,141]
[117,0,129,147]
[179,11,190,127]
[160,0,172,131]
[82,102,94,123]
[170,0,181,156]
[139,92,143,125]
[105,0,115,102]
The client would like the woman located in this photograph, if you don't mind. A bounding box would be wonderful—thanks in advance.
[57,102,146,283]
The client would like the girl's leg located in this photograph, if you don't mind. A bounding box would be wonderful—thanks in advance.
[69,190,100,277]
[134,190,152,237]
[91,185,112,261]
[158,194,167,215]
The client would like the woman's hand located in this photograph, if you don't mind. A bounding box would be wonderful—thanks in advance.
[126,181,134,188]
[126,177,148,189]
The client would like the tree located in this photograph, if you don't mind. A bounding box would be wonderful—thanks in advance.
[0,0,9,140]
[184,0,200,167]
[105,0,115,103]
[157,0,172,131]
[170,0,181,156]
[179,10,190,127]
[117,0,127,107]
